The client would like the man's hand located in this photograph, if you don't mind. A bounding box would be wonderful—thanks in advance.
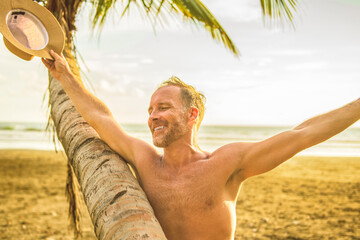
[41,50,72,82]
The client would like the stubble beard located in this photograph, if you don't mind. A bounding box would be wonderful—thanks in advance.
[152,119,188,148]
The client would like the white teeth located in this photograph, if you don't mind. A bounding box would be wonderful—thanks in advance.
[154,126,164,131]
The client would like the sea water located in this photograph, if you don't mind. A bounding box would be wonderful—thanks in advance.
[0,122,359,157]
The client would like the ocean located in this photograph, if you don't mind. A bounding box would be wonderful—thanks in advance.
[0,122,359,157]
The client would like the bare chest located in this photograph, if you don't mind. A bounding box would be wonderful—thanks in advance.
[155,178,216,215]
[142,161,223,216]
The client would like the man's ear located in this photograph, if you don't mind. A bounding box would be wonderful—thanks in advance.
[189,107,199,121]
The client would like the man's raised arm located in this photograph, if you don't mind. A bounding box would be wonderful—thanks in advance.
[42,50,157,167]
[232,98,360,179]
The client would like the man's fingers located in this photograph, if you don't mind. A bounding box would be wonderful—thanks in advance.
[41,58,50,68]
[41,57,51,66]
[42,58,54,69]
[49,50,62,61]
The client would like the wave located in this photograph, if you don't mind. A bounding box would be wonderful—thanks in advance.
[0,122,45,132]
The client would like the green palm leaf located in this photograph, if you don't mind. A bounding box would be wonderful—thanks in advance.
[89,0,240,56]
[260,0,299,27]
[89,0,300,56]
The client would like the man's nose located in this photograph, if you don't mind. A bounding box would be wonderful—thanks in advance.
[149,110,159,121]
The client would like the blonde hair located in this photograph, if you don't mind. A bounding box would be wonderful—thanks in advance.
[158,76,206,149]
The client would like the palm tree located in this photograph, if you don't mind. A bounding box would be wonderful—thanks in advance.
[37,0,298,239]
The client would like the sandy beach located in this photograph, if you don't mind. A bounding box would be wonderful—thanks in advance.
[0,149,359,240]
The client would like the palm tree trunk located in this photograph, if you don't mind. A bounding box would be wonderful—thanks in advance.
[48,45,167,239]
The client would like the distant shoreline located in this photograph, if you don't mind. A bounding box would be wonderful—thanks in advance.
[1,123,359,157]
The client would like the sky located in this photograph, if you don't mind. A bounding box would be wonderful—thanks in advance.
[0,0,359,127]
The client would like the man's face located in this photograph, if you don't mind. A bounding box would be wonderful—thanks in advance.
[148,86,189,147]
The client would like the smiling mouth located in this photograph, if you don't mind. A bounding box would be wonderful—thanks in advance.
[154,126,165,132]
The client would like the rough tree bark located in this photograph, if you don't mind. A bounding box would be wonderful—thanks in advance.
[48,45,167,239]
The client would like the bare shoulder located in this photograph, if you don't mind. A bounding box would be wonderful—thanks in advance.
[210,142,250,157]
[209,142,252,165]
[207,142,252,180]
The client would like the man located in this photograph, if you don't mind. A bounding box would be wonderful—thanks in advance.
[42,50,360,240]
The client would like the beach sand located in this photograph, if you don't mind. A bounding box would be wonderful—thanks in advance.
[0,150,359,240]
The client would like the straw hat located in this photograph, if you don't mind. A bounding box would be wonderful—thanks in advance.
[0,0,65,61]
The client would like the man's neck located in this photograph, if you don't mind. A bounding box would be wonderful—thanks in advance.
[162,140,202,170]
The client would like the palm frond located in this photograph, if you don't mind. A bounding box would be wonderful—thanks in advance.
[260,0,299,28]
[172,0,239,56]
[89,0,240,56]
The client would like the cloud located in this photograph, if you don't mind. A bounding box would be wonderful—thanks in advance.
[99,79,124,94]
[134,87,145,98]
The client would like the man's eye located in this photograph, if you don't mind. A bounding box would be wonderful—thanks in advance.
[159,107,168,110]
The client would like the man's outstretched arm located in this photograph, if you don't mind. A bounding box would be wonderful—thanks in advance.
[42,50,157,167]
[229,98,360,180]
[292,98,360,147]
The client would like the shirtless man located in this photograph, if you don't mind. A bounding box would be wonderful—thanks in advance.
[42,50,360,240]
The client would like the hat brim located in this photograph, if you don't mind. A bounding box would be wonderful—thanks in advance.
[0,0,65,60]
[3,36,34,60]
